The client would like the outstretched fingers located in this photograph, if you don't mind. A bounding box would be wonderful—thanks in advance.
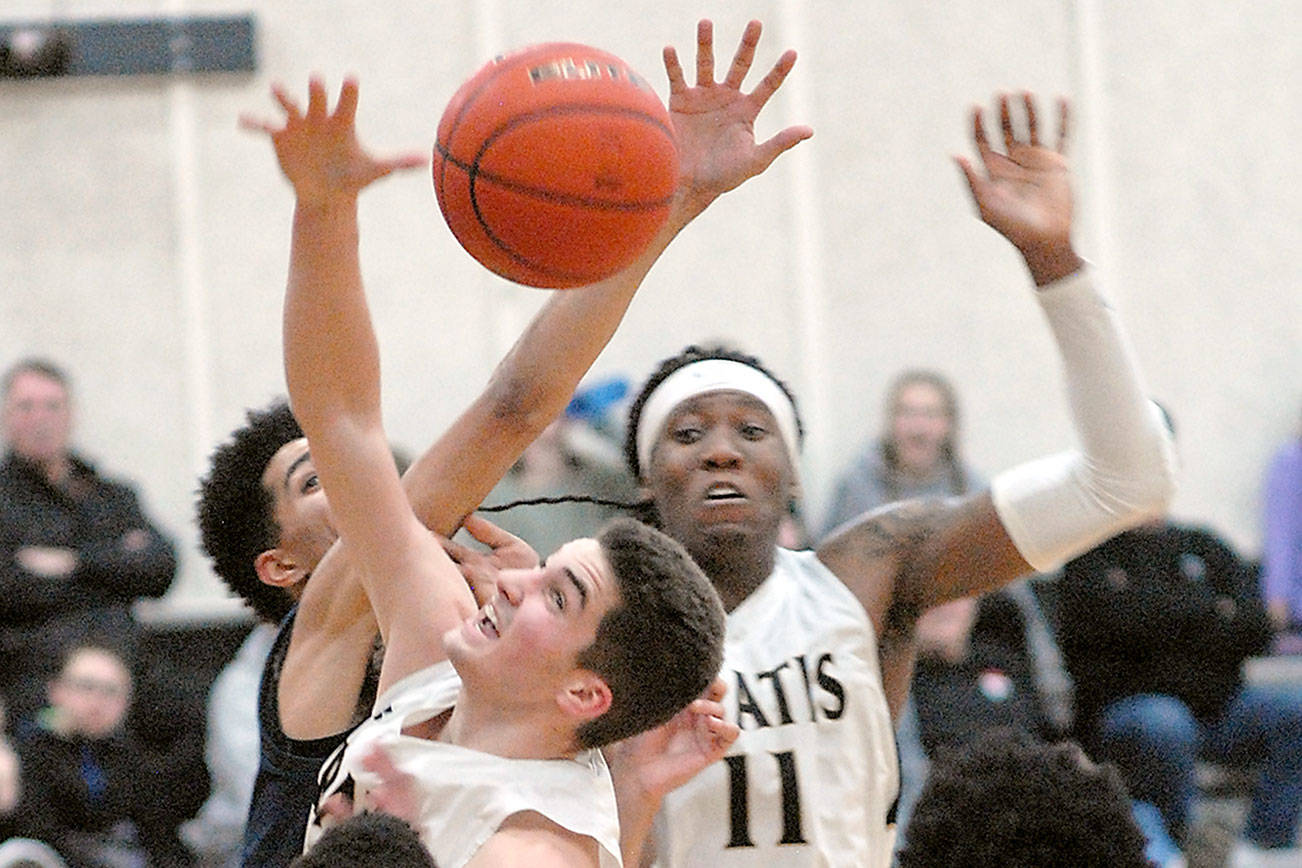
[722,19,762,89]
[747,47,797,112]
[694,18,716,87]
[1023,92,1040,147]
[663,44,687,95]
[1055,97,1071,154]
[333,76,361,126]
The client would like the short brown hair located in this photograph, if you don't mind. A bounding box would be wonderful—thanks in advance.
[575,517,725,748]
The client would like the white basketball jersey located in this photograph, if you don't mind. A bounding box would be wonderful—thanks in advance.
[653,548,898,867]
[309,661,622,868]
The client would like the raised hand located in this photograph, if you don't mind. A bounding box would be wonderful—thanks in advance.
[437,514,539,606]
[955,92,1081,285]
[663,19,813,223]
[240,76,426,207]
[604,677,737,802]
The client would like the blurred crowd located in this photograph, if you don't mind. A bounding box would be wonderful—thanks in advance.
[2,357,1298,867]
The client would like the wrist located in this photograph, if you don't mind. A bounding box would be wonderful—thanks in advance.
[1021,241,1083,287]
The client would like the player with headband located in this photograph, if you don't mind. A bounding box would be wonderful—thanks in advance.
[613,92,1179,866]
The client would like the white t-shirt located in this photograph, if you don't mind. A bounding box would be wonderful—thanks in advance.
[309,661,622,867]
[653,548,898,867]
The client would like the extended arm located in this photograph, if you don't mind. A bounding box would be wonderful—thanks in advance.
[820,94,1176,714]
[245,77,478,699]
[281,18,811,731]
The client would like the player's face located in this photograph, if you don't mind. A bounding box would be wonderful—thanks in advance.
[643,390,794,561]
[2,371,72,467]
[50,648,132,740]
[449,537,619,698]
[260,437,337,574]
[890,382,951,473]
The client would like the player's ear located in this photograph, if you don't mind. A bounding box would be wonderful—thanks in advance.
[255,548,307,588]
[557,671,612,722]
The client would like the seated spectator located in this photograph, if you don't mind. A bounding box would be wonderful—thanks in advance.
[11,643,197,867]
[893,588,1076,854]
[0,358,177,732]
[1261,409,1302,651]
[819,368,981,537]
[897,726,1151,868]
[909,594,1062,758]
[1059,515,1302,866]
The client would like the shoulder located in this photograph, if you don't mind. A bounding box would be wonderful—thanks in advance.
[468,811,600,867]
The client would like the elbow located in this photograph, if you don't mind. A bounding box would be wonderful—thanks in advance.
[481,369,559,438]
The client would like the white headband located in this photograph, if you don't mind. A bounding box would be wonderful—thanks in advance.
[635,358,800,473]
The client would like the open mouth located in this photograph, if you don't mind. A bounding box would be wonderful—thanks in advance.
[477,602,501,639]
[703,482,746,503]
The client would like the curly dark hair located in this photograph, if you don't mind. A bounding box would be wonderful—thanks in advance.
[195,400,304,623]
[291,813,436,868]
[898,727,1150,868]
[574,516,726,748]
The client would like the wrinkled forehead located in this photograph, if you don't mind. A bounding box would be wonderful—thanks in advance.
[553,537,618,602]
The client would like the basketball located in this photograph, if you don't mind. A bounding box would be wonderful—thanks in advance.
[433,43,679,288]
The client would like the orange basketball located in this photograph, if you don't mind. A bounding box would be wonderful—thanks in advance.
[433,43,679,288]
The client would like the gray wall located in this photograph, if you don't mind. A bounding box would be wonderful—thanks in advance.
[3,0,1298,612]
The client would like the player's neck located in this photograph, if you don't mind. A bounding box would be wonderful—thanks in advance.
[442,690,578,760]
[693,536,777,613]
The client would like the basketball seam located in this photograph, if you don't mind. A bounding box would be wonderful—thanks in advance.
[436,106,676,211]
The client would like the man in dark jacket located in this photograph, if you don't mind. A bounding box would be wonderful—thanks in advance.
[0,358,176,731]
[1059,517,1302,864]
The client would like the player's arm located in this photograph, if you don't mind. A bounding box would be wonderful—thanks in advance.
[466,812,601,868]
[399,16,812,537]
[819,93,1176,712]
[280,18,813,730]
[248,77,479,697]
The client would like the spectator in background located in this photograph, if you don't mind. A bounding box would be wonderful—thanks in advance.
[819,368,980,537]
[0,359,177,732]
[1261,409,1302,651]
[179,621,278,867]
[819,367,1072,845]
[11,644,195,867]
[1059,514,1302,867]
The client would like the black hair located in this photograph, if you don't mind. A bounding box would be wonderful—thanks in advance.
[195,400,304,623]
[898,728,1150,868]
[291,813,437,868]
[574,517,726,748]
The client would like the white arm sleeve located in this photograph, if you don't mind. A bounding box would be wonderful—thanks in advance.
[991,267,1178,572]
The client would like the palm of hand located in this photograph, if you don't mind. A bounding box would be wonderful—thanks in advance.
[974,144,1072,250]
[270,115,386,204]
[669,86,763,202]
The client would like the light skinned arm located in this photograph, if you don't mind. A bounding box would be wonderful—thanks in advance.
[248,77,478,699]
[274,17,813,732]
[819,93,1175,717]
